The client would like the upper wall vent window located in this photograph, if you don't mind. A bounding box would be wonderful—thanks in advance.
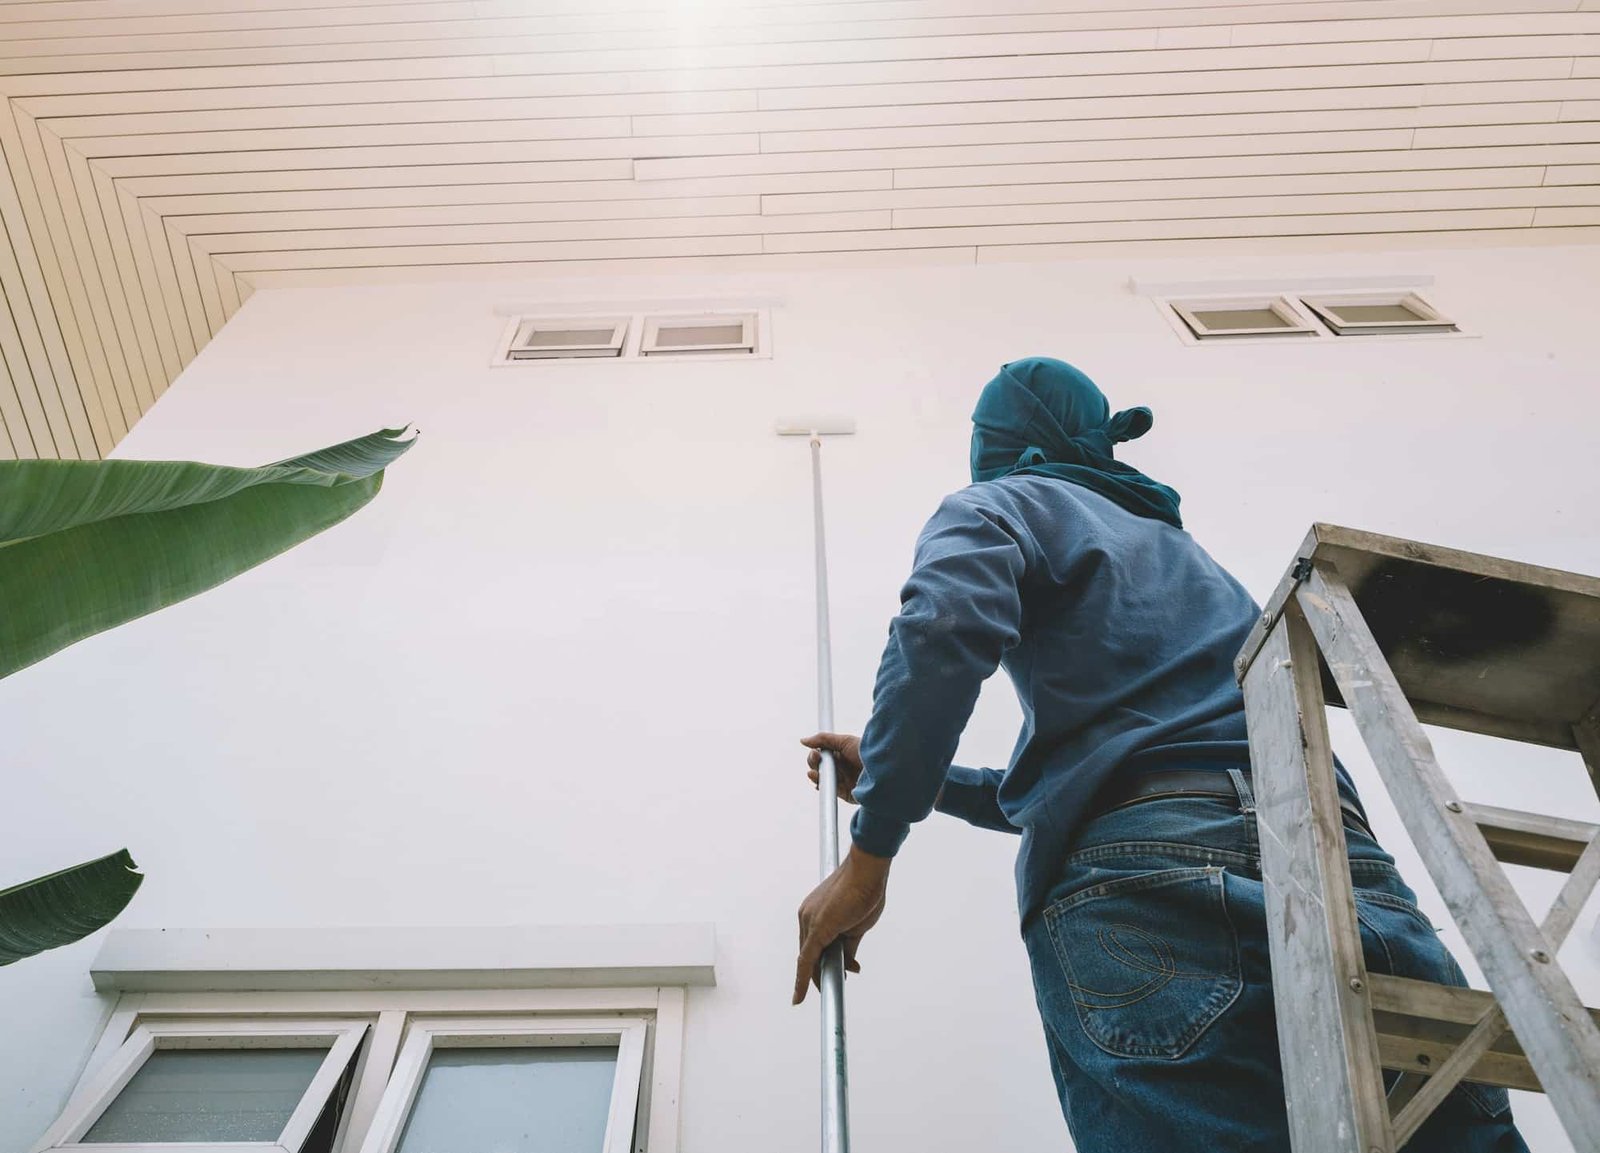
[1301,293,1458,336]
[506,317,628,360]
[495,307,770,365]
[1146,279,1465,346]
[1170,297,1318,341]
[641,313,758,357]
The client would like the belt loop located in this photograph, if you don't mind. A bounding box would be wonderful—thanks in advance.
[1227,768,1256,815]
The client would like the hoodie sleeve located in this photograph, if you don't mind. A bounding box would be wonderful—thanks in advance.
[936,764,1020,834]
[849,489,1031,857]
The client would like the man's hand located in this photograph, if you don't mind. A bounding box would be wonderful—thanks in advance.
[793,844,892,1005]
[801,732,863,803]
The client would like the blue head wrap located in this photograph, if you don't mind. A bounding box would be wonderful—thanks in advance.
[970,357,1182,529]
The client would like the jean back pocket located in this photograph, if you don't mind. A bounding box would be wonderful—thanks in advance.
[1044,866,1242,1060]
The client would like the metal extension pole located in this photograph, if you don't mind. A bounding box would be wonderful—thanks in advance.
[808,433,852,1153]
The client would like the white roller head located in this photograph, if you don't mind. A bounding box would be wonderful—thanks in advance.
[775,416,856,437]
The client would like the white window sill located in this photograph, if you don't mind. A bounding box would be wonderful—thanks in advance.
[90,924,717,993]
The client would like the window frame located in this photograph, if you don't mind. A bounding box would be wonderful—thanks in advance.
[1299,291,1458,335]
[492,308,770,365]
[1167,296,1319,341]
[356,1015,649,1153]
[504,316,630,360]
[34,1017,368,1153]
[41,986,687,1153]
[638,312,758,357]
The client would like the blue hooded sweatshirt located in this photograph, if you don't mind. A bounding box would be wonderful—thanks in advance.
[849,359,1270,924]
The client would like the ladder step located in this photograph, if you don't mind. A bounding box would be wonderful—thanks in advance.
[1462,802,1597,871]
[1370,974,1600,1094]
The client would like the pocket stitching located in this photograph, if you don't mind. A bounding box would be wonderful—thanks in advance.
[1044,866,1243,1061]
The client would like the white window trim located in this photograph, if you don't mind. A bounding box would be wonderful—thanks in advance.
[1167,295,1319,341]
[639,312,758,357]
[33,1017,367,1153]
[1299,291,1458,334]
[1153,289,1475,346]
[506,316,631,360]
[357,1015,648,1153]
[492,309,771,366]
[47,986,686,1153]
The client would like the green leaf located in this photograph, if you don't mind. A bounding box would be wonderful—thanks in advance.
[0,426,415,679]
[0,850,144,966]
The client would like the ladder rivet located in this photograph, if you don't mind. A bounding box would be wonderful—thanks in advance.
[1531,949,1551,964]
[1445,801,1463,813]
[1348,977,1364,992]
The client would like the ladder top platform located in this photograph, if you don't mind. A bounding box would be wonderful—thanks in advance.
[1236,524,1600,750]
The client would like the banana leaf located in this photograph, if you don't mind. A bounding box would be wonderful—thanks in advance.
[0,426,416,680]
[0,850,143,966]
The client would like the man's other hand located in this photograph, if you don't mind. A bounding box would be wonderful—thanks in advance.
[801,732,863,803]
[793,844,891,1005]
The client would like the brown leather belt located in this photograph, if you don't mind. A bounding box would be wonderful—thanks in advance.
[1092,768,1374,840]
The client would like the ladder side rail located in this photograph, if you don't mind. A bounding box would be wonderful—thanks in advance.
[1241,603,1393,1153]
[1296,562,1600,1150]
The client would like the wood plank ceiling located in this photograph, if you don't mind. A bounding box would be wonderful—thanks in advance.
[1,1,1597,459]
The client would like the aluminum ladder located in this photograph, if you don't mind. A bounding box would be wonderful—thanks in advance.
[1235,523,1600,1151]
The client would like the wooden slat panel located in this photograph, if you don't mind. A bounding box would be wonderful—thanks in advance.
[70,118,640,155]
[171,197,766,235]
[188,211,895,256]
[638,128,1421,180]
[103,169,184,380]
[0,0,1595,456]
[20,88,763,120]
[1416,121,1600,146]
[136,172,888,214]
[763,165,1549,213]
[4,54,1564,118]
[1431,34,1599,61]
[60,138,159,415]
[114,160,638,196]
[758,105,1558,154]
[1546,162,1600,183]
[0,167,61,458]
[81,134,761,168]
[758,58,1574,109]
[217,234,767,271]
[892,142,1600,186]
[30,119,133,443]
[891,185,1591,228]
[0,38,1437,96]
[1425,78,1600,104]
[762,208,1539,251]
[1,108,101,456]
[0,280,45,457]
[639,86,1430,136]
[1534,205,1600,224]
[0,0,1562,20]
[2,1,1587,49]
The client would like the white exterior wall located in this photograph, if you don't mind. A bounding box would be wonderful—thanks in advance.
[3,244,1598,1152]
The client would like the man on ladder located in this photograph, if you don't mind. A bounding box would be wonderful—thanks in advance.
[792,357,1527,1152]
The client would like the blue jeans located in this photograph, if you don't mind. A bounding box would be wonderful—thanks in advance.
[1022,771,1529,1152]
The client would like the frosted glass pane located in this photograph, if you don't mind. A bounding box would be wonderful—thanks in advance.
[1192,307,1289,331]
[1328,302,1423,324]
[396,1046,619,1153]
[524,328,616,348]
[83,1048,326,1143]
[656,323,744,346]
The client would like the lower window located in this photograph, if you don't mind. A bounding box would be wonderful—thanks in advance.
[35,999,670,1153]
[361,1017,648,1153]
[40,1019,365,1153]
